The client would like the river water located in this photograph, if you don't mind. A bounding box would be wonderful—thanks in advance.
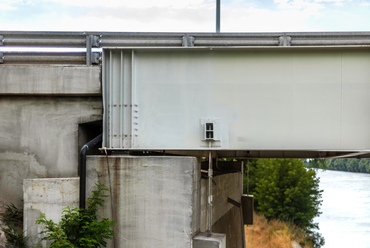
[314,169,370,247]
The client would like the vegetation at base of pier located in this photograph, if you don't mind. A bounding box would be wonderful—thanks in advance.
[244,159,324,248]
[245,212,318,248]
[36,184,115,248]
[309,158,370,173]
[0,202,28,248]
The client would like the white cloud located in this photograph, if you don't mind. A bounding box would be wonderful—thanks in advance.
[274,0,322,10]
[360,0,370,6]
[0,0,369,33]
[0,0,28,10]
[314,0,345,3]
[274,0,346,10]
[8,9,214,32]
[0,4,17,10]
[0,0,216,32]
[222,5,319,32]
[314,0,345,7]
[43,0,212,9]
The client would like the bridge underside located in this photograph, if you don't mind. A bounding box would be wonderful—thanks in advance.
[107,149,370,159]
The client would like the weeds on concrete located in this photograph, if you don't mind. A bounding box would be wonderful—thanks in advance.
[36,184,115,248]
[0,202,28,248]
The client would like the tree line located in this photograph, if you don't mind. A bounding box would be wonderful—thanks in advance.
[309,158,370,173]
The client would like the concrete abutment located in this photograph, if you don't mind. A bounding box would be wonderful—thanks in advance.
[23,155,244,248]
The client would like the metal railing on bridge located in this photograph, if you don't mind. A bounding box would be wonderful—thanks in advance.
[1,31,370,65]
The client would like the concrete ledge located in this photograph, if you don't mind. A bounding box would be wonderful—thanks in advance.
[193,232,226,248]
[0,65,101,95]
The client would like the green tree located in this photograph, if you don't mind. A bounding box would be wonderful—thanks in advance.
[252,159,323,230]
[245,159,325,247]
[325,159,370,173]
[358,159,368,172]
[347,159,358,172]
[333,159,347,171]
[306,159,327,170]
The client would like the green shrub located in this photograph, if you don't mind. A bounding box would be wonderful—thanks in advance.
[0,202,28,248]
[36,184,115,248]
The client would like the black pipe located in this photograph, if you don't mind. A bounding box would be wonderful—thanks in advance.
[79,134,102,209]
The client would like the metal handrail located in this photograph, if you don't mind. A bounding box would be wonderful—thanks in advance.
[1,31,370,65]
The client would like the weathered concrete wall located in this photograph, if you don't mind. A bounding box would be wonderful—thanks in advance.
[0,65,101,95]
[0,96,102,205]
[212,206,243,248]
[86,155,200,248]
[200,172,244,248]
[0,218,6,248]
[23,178,79,247]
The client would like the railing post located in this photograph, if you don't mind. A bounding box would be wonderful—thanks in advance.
[86,35,93,65]
[0,35,3,64]
[86,35,101,65]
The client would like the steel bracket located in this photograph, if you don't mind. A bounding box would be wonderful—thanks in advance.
[0,35,3,46]
[0,53,3,64]
[227,197,241,208]
[91,35,100,47]
[182,35,195,47]
[86,35,101,65]
[91,53,100,65]
[279,35,292,46]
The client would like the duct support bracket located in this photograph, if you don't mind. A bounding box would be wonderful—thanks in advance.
[182,35,195,47]
[91,35,100,47]
[91,53,100,65]
[86,35,101,65]
[279,35,292,46]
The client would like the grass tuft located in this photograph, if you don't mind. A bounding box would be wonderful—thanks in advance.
[245,212,312,248]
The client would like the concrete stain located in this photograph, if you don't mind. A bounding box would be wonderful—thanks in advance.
[0,152,47,204]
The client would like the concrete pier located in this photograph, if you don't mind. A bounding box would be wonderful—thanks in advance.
[23,156,244,247]
[86,156,201,248]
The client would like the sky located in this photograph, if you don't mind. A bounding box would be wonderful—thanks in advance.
[1,0,370,33]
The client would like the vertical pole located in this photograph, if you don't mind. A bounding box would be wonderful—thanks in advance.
[216,0,221,33]
[247,160,249,194]
[120,51,124,148]
[207,151,213,236]
[241,161,247,248]
[109,51,113,147]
